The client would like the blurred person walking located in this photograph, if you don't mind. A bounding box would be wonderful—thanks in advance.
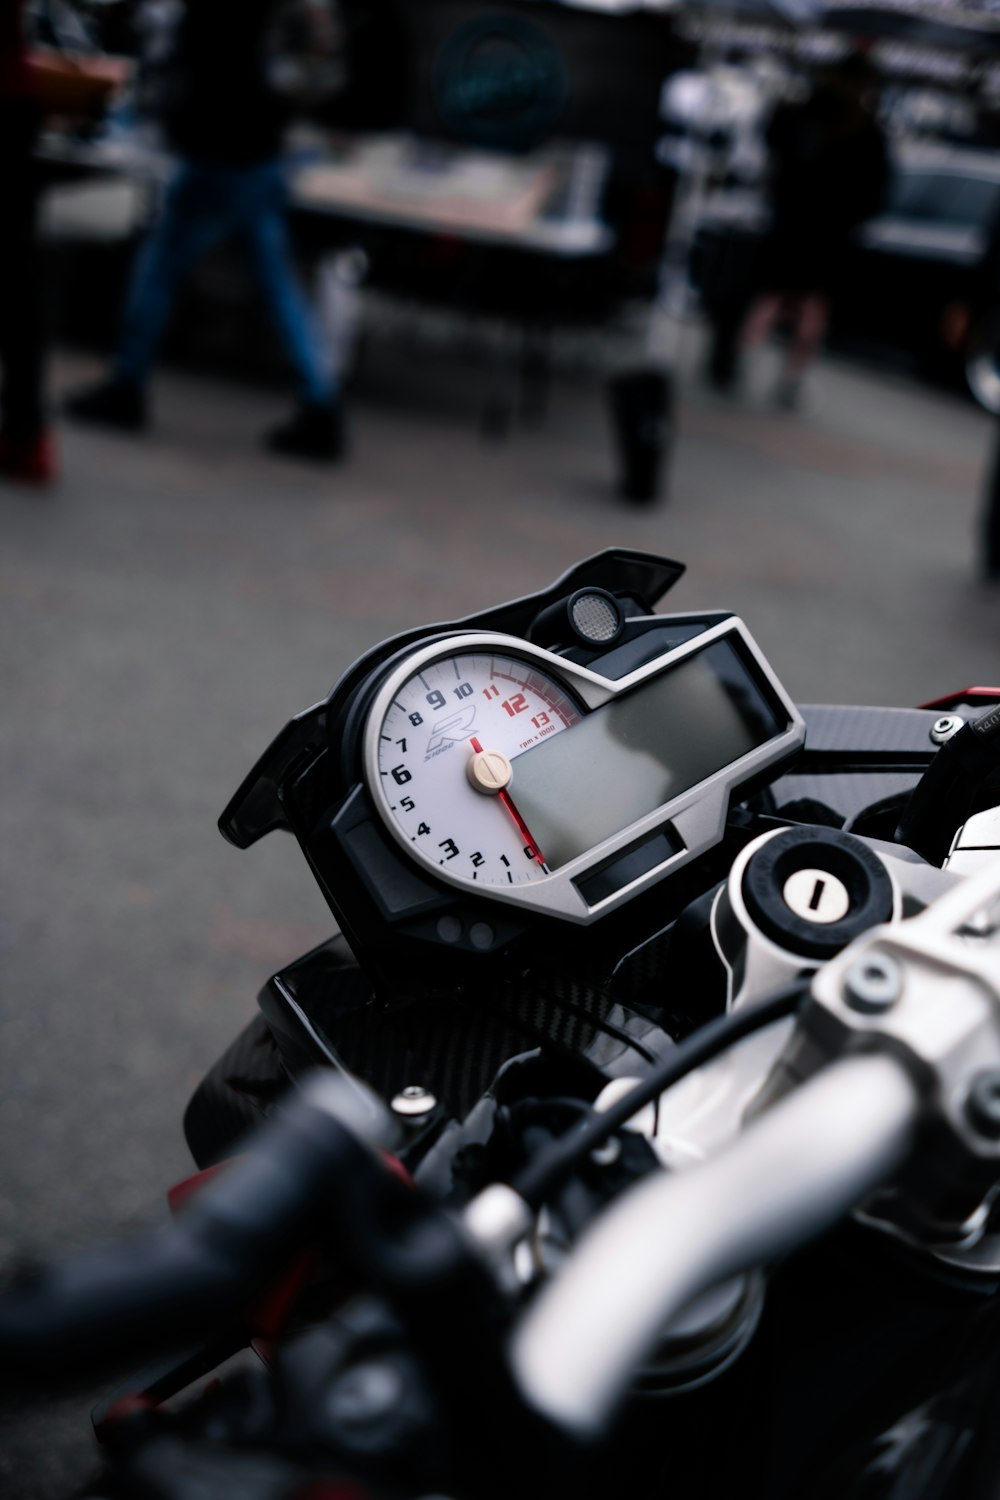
[741,53,888,410]
[66,0,345,462]
[0,0,55,484]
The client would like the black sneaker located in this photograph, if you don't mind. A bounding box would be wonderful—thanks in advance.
[64,377,147,432]
[265,401,345,463]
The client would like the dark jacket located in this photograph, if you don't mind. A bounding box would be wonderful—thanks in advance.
[161,0,292,165]
[766,84,888,243]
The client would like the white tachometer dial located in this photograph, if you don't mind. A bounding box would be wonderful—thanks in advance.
[371,650,582,887]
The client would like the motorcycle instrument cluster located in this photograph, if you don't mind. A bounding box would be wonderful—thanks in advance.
[360,622,805,922]
[219,553,811,991]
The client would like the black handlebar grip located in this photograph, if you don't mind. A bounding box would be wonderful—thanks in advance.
[0,1074,391,1385]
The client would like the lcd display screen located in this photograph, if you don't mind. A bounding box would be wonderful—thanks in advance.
[510,639,786,870]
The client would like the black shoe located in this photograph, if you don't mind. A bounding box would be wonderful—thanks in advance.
[64,377,147,432]
[265,401,345,463]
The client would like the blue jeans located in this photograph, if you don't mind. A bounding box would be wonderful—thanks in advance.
[115,158,335,405]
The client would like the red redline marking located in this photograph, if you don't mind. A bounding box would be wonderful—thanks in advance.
[487,674,578,726]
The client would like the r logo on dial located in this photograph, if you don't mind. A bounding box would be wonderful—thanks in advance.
[372,651,581,886]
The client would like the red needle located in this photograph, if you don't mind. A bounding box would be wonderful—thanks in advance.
[470,737,548,870]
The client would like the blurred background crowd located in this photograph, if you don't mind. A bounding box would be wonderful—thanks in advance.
[6,0,1000,537]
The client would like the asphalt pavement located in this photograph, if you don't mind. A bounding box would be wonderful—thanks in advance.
[2,317,1000,1496]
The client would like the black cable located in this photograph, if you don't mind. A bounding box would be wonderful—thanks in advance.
[511,981,808,1211]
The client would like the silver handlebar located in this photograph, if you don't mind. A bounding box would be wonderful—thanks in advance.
[509,858,1000,1438]
[509,1051,918,1438]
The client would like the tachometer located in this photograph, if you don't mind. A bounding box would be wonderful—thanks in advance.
[369,648,582,886]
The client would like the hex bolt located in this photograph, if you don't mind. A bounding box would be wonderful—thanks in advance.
[843,954,903,1014]
[966,1071,1000,1140]
[931,715,965,745]
[391,1084,438,1118]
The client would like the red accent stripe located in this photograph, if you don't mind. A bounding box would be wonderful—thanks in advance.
[167,1161,230,1213]
[919,687,1000,710]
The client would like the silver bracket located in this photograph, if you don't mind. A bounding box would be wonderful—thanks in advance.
[765,860,1000,1270]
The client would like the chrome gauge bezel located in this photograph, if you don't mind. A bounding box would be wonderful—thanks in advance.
[362,622,806,924]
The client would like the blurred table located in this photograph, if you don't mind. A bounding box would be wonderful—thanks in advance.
[286,132,625,432]
[290,132,615,257]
